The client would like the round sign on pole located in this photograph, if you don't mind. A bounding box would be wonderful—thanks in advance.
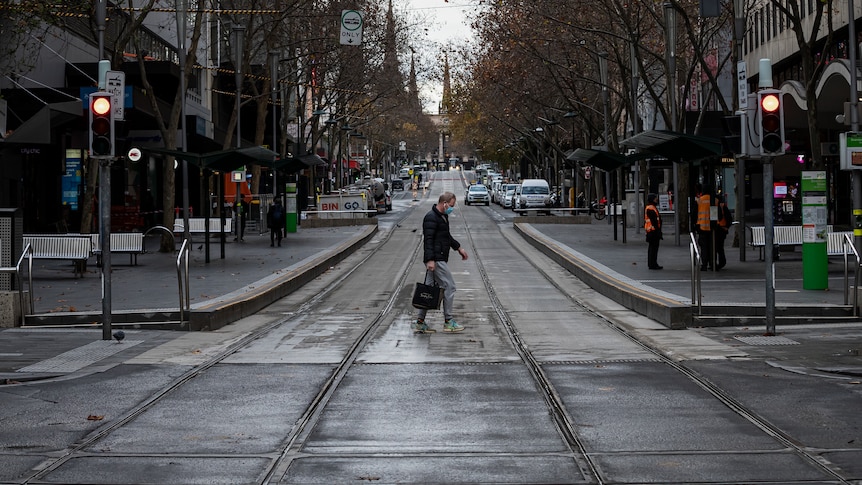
[128,147,142,161]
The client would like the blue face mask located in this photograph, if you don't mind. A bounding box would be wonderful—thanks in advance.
[444,204,454,215]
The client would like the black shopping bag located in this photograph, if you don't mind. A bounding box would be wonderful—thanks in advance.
[411,280,442,310]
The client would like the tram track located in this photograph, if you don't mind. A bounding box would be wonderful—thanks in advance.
[22,205,422,484]
[456,176,853,484]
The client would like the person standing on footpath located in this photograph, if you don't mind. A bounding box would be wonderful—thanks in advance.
[267,199,285,247]
[645,193,663,270]
[696,184,715,271]
[235,197,249,242]
[714,193,733,270]
[413,191,468,334]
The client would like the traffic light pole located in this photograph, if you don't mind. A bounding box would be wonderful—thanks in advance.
[763,157,776,335]
[849,0,862,253]
[98,157,113,341]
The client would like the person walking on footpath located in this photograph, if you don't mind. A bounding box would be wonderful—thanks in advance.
[714,193,733,270]
[414,191,469,334]
[235,197,249,242]
[268,199,285,247]
[645,193,663,270]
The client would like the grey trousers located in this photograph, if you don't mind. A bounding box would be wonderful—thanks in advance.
[416,261,457,321]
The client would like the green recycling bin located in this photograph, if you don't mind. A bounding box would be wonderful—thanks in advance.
[285,183,297,233]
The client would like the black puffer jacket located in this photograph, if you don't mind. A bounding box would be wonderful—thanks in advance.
[422,204,461,263]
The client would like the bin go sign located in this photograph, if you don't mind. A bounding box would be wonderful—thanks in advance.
[340,10,364,45]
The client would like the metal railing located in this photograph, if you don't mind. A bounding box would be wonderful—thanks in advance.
[0,243,34,327]
[840,233,861,316]
[176,239,190,323]
[689,232,702,314]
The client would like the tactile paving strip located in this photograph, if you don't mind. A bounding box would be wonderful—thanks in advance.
[16,340,142,373]
[734,335,800,346]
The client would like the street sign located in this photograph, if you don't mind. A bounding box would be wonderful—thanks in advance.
[127,147,142,161]
[340,10,364,45]
[840,132,862,170]
[105,70,125,120]
[737,61,748,109]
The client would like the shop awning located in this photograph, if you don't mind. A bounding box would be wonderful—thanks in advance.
[620,130,722,161]
[274,153,327,173]
[566,148,649,171]
[2,100,81,145]
[143,146,279,172]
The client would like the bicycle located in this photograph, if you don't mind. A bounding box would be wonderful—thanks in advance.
[591,202,607,220]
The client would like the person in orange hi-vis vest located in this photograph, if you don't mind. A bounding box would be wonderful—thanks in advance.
[644,193,663,270]
[696,184,715,271]
[714,193,733,270]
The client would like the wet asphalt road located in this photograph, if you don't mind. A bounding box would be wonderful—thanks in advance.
[1,172,861,484]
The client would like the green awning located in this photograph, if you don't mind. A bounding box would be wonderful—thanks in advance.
[620,130,721,161]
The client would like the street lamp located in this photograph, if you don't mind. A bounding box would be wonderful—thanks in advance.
[340,124,352,189]
[564,111,579,208]
[269,51,279,197]
[323,116,338,193]
[664,1,681,245]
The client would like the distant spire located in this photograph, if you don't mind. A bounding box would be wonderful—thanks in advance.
[382,0,399,77]
[440,52,451,115]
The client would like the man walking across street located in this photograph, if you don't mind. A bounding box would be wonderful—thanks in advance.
[645,193,663,270]
[414,191,469,334]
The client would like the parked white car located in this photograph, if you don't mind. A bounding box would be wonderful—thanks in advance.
[517,179,552,213]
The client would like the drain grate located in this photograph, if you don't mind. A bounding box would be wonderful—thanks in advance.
[735,335,800,346]
[16,340,142,373]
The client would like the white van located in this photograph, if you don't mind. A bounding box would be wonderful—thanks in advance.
[517,179,551,211]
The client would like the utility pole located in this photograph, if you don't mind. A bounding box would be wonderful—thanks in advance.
[95,0,113,341]
[849,0,862,253]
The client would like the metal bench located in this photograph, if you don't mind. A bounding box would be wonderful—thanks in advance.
[90,233,145,265]
[22,235,91,277]
[828,231,853,256]
[173,218,233,236]
[749,225,836,260]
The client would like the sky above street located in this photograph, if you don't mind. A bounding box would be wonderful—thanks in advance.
[398,0,477,113]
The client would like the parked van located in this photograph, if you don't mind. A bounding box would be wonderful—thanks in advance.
[517,179,551,212]
[490,180,503,203]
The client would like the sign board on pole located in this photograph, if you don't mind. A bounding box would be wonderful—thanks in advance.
[737,61,748,109]
[801,171,828,290]
[231,166,246,182]
[105,70,125,120]
[340,10,364,45]
[840,132,862,170]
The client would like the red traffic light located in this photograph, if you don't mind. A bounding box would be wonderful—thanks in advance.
[758,90,784,156]
[92,96,111,116]
[760,93,780,113]
[89,93,114,157]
